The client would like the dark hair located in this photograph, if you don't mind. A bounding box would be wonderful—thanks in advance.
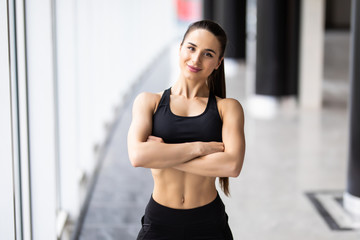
[181,20,230,196]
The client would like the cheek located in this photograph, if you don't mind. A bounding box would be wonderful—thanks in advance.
[179,51,188,69]
[179,49,190,61]
[204,60,220,75]
[207,60,220,70]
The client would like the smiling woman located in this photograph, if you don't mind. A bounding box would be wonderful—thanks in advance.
[180,30,222,80]
[127,20,245,240]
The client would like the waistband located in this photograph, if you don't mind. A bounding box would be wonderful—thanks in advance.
[144,193,226,226]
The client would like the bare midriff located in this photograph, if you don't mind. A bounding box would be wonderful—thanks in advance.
[151,168,218,209]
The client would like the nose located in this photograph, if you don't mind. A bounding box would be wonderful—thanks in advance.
[191,51,201,65]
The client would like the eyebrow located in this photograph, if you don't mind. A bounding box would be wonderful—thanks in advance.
[187,42,217,55]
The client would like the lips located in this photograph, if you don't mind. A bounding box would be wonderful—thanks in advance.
[187,64,201,73]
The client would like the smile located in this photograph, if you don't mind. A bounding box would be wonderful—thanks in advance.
[187,64,201,73]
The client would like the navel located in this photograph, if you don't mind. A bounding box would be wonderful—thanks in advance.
[181,195,185,204]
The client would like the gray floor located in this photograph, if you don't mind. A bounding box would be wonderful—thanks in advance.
[78,31,360,239]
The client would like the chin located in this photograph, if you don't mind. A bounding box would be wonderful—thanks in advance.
[183,73,201,81]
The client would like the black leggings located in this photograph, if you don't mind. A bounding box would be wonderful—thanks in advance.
[136,194,233,240]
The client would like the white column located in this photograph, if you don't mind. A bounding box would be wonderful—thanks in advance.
[0,0,16,239]
[6,0,34,238]
[25,0,58,239]
[299,0,326,110]
[55,0,81,221]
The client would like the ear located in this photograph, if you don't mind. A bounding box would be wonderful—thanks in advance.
[215,57,224,70]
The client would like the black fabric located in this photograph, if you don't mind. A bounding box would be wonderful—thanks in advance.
[152,87,223,143]
[136,194,233,240]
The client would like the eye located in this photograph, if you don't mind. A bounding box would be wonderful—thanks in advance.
[204,52,213,58]
[187,46,195,51]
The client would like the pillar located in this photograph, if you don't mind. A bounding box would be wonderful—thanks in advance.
[344,0,360,218]
[249,0,300,118]
[298,0,325,110]
[203,0,215,20]
[203,0,246,60]
[219,0,246,59]
[256,0,300,96]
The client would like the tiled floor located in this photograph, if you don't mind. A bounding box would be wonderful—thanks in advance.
[77,31,360,239]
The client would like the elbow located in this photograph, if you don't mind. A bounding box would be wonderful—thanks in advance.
[130,159,141,168]
[128,141,148,168]
[129,151,144,168]
[128,142,155,168]
[229,159,243,178]
[231,167,241,178]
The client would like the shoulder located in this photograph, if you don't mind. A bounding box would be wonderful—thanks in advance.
[132,91,163,113]
[216,97,244,119]
[216,97,243,109]
[134,91,161,103]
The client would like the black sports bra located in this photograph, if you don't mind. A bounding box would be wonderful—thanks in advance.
[152,88,223,143]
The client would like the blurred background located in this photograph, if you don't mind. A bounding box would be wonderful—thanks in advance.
[1,0,360,239]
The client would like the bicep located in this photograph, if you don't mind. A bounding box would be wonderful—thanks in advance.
[221,99,245,157]
[127,93,156,146]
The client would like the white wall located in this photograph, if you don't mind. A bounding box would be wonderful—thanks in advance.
[55,0,177,237]
[0,0,177,239]
[55,0,177,224]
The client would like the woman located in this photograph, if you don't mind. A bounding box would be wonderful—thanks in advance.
[127,20,245,240]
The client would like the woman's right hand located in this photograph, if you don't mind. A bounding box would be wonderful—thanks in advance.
[147,135,164,143]
[199,142,224,156]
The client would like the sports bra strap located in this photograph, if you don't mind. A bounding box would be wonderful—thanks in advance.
[157,88,171,106]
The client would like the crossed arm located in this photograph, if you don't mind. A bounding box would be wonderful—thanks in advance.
[127,92,245,178]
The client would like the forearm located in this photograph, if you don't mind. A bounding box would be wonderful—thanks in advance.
[129,141,200,169]
[173,152,243,178]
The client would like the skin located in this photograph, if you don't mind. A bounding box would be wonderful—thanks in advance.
[127,29,245,209]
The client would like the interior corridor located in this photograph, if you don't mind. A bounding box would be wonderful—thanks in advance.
[77,32,360,239]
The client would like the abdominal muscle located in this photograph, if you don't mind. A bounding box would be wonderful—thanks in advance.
[151,168,218,209]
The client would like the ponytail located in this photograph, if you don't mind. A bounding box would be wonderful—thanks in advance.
[207,60,229,196]
[208,60,226,98]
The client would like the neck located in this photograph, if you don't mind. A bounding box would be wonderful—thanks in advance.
[172,76,209,99]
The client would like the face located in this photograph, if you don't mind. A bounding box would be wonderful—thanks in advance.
[179,29,223,82]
